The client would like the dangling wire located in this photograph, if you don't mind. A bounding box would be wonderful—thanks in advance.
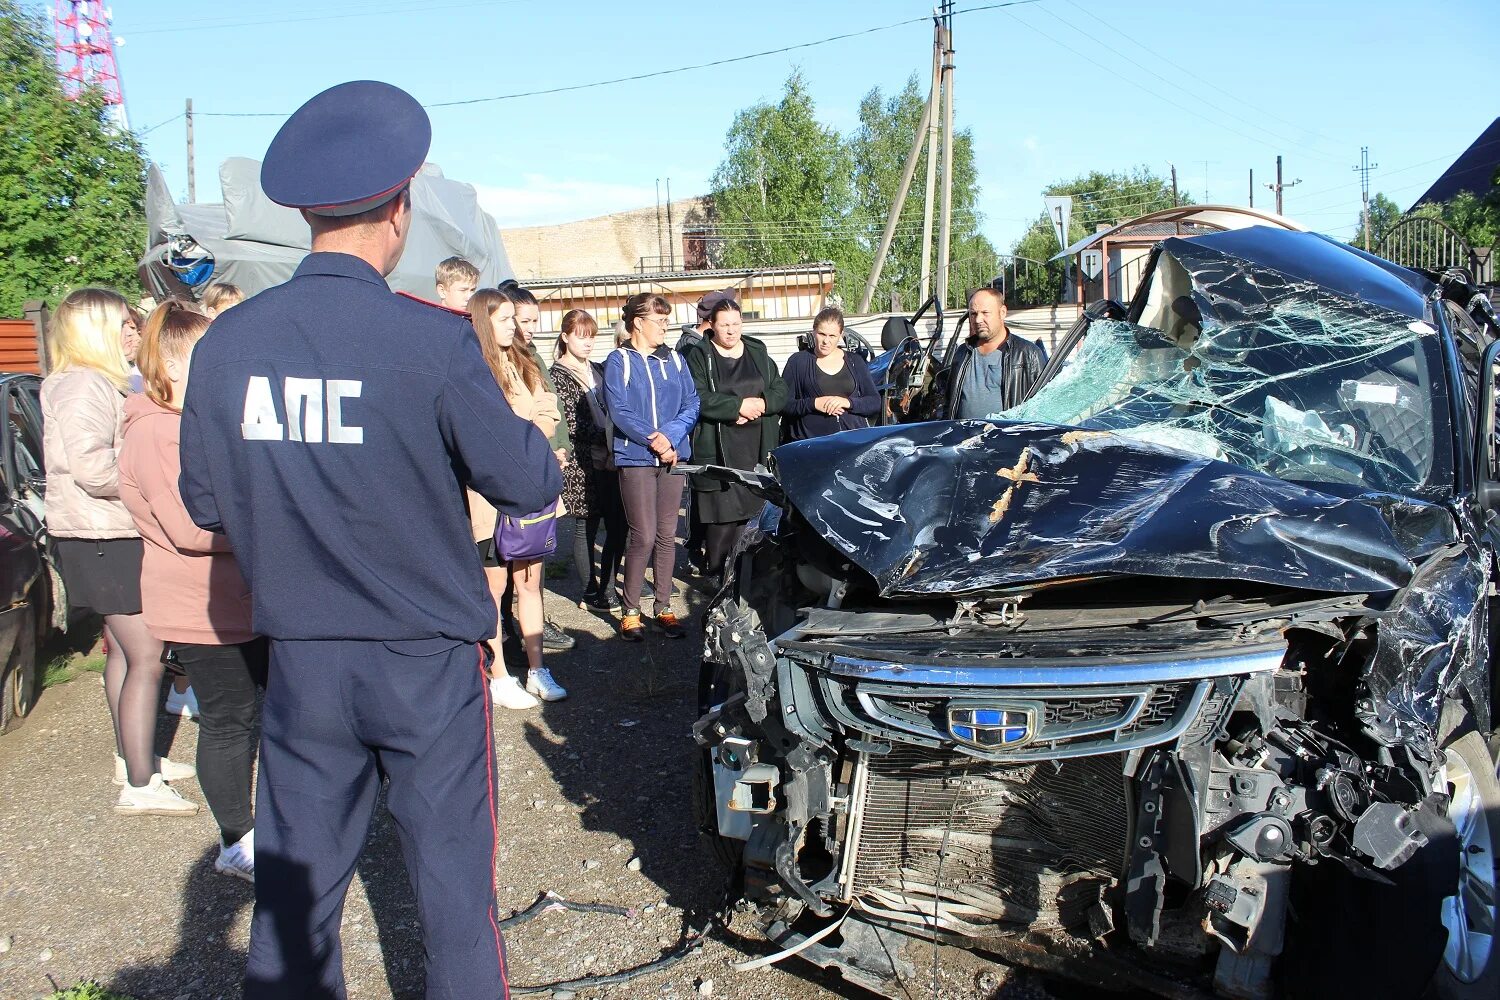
[930,754,962,999]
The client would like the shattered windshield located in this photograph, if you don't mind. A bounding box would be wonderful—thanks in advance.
[1003,259,1453,498]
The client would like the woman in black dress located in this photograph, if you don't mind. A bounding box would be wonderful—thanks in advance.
[684,298,787,582]
[550,309,625,612]
[782,306,881,440]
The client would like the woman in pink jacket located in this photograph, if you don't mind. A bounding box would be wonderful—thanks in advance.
[42,288,195,813]
[120,300,263,880]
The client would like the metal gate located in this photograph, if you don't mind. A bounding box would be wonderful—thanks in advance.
[1378,216,1482,279]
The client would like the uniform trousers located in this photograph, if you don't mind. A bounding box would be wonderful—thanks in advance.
[244,638,508,1000]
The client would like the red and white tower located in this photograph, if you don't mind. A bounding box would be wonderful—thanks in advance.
[51,2,128,129]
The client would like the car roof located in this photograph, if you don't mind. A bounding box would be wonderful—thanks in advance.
[1171,228,1435,321]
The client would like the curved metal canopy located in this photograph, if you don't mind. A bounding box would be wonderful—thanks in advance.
[1050,204,1308,262]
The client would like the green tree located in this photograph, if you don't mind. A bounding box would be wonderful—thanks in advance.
[1009,168,1187,306]
[1350,193,1406,253]
[0,0,146,316]
[709,71,999,310]
[1422,187,1500,251]
[709,72,855,285]
[847,75,997,310]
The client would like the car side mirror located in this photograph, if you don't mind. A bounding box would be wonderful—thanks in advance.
[1474,341,1500,510]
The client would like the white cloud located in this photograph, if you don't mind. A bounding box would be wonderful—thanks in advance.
[1022,136,1040,152]
[473,175,668,228]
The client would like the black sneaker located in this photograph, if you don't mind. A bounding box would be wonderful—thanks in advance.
[588,592,623,615]
[541,619,575,652]
[577,585,600,610]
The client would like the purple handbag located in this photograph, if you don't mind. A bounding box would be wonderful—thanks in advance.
[494,498,561,562]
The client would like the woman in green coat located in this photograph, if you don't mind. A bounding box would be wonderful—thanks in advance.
[684,297,787,583]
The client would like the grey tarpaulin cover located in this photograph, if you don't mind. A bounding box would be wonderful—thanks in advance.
[140,158,512,300]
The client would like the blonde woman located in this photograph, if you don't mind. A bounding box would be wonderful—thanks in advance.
[42,288,195,813]
[468,288,568,707]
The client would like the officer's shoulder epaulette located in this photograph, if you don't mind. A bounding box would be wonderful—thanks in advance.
[396,291,472,318]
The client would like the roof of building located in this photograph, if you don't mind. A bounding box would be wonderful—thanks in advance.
[1411,118,1500,209]
[527,261,835,288]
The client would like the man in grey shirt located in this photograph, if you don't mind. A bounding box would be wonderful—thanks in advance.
[948,287,1046,419]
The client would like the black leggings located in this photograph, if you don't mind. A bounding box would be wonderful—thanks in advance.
[573,480,625,600]
[704,520,749,576]
[169,638,268,845]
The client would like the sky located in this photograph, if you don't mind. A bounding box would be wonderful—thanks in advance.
[33,0,1500,253]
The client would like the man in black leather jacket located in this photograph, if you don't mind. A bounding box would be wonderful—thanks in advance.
[946,287,1047,418]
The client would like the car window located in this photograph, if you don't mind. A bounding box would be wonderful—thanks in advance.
[5,385,42,490]
[1002,309,1453,499]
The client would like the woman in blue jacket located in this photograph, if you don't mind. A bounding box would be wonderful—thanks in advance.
[782,306,881,440]
[602,293,700,642]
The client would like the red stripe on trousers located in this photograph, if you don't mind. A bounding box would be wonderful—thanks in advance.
[477,644,509,999]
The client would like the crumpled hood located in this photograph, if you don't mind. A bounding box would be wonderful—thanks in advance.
[771,420,1427,597]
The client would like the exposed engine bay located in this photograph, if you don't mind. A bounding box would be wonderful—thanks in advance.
[691,231,1499,999]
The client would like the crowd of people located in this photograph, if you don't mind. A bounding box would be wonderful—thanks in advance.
[34,78,1033,998]
[36,259,891,875]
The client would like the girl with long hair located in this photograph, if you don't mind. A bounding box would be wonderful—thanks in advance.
[551,309,625,612]
[468,288,568,706]
[42,288,195,813]
[120,299,265,876]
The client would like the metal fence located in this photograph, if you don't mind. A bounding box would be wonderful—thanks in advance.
[528,264,836,332]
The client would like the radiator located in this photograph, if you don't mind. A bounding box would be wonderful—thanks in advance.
[846,745,1129,931]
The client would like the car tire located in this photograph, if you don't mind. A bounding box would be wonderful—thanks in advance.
[0,597,40,735]
[1429,730,1500,998]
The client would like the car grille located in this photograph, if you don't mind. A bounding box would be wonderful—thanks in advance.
[846,746,1128,931]
[815,674,1241,762]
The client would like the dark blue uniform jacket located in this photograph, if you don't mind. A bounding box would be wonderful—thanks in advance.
[179,252,562,642]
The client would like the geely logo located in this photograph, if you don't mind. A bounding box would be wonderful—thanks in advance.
[948,705,1038,750]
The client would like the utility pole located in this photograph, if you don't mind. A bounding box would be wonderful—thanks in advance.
[917,21,942,305]
[185,97,195,203]
[1264,155,1302,217]
[862,10,947,313]
[857,83,933,313]
[654,179,663,269]
[1352,147,1380,252]
[665,177,675,270]
[935,0,956,310]
[1249,169,1254,208]
[1169,163,1178,207]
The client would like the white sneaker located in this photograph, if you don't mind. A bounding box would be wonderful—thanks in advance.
[525,667,568,702]
[165,685,199,719]
[114,754,196,786]
[214,829,255,883]
[489,674,539,710]
[115,773,199,816]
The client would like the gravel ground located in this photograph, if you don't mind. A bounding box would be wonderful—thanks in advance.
[0,550,1044,1000]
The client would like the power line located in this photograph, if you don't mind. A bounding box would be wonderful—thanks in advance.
[189,1,1043,118]
[1005,6,1336,164]
[1036,6,1341,164]
[1058,0,1345,160]
[136,111,184,136]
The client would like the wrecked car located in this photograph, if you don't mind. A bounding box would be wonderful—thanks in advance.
[693,228,1500,999]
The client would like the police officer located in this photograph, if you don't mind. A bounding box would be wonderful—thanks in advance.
[179,80,561,999]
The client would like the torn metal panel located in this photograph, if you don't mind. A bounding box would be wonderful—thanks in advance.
[773,420,1417,598]
[1366,543,1491,738]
